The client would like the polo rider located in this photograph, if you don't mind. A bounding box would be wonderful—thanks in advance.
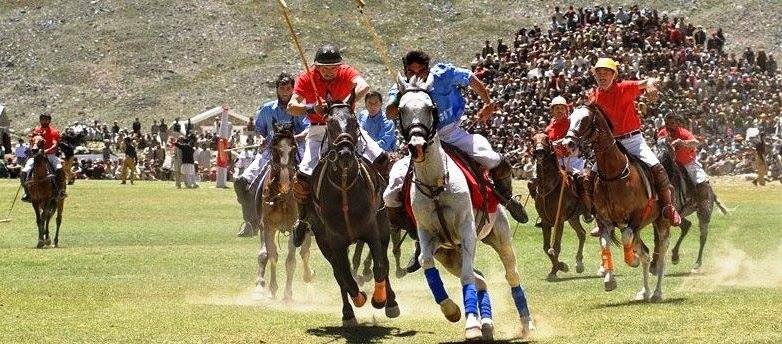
[20,112,66,202]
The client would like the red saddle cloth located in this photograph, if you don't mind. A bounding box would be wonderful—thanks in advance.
[402,150,499,225]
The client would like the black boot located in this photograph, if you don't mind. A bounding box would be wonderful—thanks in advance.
[291,172,312,248]
[234,178,258,237]
[490,159,528,223]
[20,171,31,203]
[404,240,421,273]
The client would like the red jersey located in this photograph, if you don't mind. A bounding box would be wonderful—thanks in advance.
[545,116,569,141]
[657,127,696,166]
[30,125,61,152]
[293,65,361,124]
[592,80,643,136]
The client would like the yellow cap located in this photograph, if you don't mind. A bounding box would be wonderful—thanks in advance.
[592,58,618,74]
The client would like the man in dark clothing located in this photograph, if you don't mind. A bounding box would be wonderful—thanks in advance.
[132,118,141,135]
[120,137,137,185]
[174,136,197,188]
[482,40,494,57]
[112,121,120,135]
[496,39,508,55]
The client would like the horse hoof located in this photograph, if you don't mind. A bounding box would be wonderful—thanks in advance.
[36,241,45,249]
[635,289,650,301]
[371,297,386,309]
[283,296,293,304]
[342,317,358,327]
[671,254,680,265]
[465,313,482,341]
[45,239,51,246]
[691,267,702,275]
[627,257,639,268]
[650,292,664,303]
[481,318,494,341]
[520,316,535,339]
[352,291,367,308]
[604,279,617,292]
[439,298,461,323]
[395,269,407,279]
[546,273,558,282]
[597,266,607,277]
[385,305,400,318]
[558,262,570,273]
[576,261,585,274]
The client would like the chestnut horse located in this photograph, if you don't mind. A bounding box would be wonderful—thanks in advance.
[562,106,671,302]
[529,133,587,281]
[26,135,65,248]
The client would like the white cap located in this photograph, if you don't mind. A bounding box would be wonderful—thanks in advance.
[550,96,568,108]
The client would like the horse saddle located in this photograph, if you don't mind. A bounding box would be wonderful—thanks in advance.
[401,144,499,227]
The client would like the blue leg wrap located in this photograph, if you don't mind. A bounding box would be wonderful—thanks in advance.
[477,289,492,319]
[424,267,448,304]
[462,283,478,316]
[511,285,530,317]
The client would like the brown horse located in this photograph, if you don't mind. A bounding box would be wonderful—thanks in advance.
[255,123,314,301]
[529,133,587,281]
[26,135,65,248]
[562,106,671,302]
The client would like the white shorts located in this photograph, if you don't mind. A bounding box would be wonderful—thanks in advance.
[298,125,384,176]
[558,155,585,174]
[439,122,501,169]
[683,160,709,184]
[22,153,62,173]
[592,133,659,171]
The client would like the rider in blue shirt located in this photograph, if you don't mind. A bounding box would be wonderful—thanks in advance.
[235,73,309,237]
[358,91,396,152]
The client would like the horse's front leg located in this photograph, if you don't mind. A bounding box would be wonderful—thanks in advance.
[671,217,692,266]
[457,219,482,341]
[366,231,389,309]
[599,221,617,291]
[300,232,315,283]
[255,228,269,296]
[351,241,365,284]
[390,228,405,278]
[419,229,459,323]
[540,223,559,280]
[54,200,64,247]
[34,206,45,249]
[652,220,671,302]
[284,229,297,302]
[265,229,280,299]
[693,207,712,274]
[569,218,587,274]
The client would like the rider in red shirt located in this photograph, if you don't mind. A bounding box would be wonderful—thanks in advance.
[583,58,681,233]
[20,113,67,202]
[656,112,713,208]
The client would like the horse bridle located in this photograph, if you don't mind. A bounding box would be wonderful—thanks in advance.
[564,106,630,182]
[396,89,440,145]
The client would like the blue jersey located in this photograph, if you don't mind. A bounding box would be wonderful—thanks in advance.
[255,99,309,158]
[388,63,472,129]
[358,109,396,152]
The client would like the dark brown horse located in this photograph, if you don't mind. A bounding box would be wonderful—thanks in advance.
[26,135,65,248]
[562,106,671,302]
[529,133,587,281]
[655,140,727,274]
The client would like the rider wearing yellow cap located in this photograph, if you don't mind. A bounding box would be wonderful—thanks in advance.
[583,58,682,235]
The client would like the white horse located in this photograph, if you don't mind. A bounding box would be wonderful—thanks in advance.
[396,76,534,341]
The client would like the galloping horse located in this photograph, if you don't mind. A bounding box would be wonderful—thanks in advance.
[255,122,315,301]
[529,133,587,281]
[397,76,534,340]
[562,106,670,302]
[26,135,65,248]
[655,140,727,274]
[306,95,399,326]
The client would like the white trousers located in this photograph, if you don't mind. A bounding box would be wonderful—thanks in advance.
[383,122,503,208]
[592,133,659,171]
[558,155,585,174]
[683,160,709,184]
[22,153,62,173]
[298,125,384,176]
[216,167,228,187]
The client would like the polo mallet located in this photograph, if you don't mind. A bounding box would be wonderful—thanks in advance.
[351,0,398,83]
[0,183,22,223]
[275,0,323,109]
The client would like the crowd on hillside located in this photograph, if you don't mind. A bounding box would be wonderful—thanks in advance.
[461,5,782,182]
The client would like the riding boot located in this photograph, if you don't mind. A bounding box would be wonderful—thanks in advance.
[291,171,312,248]
[490,159,529,223]
[574,173,594,223]
[404,240,421,273]
[55,169,67,199]
[20,171,31,203]
[581,170,602,237]
[234,178,258,237]
[371,152,392,179]
[651,164,682,226]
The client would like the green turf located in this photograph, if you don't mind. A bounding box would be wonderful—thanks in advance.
[0,179,780,343]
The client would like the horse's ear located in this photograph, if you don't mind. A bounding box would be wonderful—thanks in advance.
[421,73,434,90]
[396,72,407,92]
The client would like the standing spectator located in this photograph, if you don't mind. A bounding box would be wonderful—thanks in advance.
[753,133,768,185]
[185,119,194,134]
[132,117,141,135]
[120,137,137,185]
[496,39,508,55]
[14,138,28,166]
[196,142,211,182]
[159,118,169,144]
[175,136,197,188]
[481,40,494,58]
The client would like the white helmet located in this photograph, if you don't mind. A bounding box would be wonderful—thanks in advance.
[550,96,568,108]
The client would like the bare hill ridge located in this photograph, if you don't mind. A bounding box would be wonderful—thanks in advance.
[1,0,780,128]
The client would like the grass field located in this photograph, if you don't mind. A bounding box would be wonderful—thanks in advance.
[0,178,780,343]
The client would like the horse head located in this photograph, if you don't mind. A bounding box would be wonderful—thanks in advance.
[396,73,438,163]
[270,121,296,168]
[561,105,612,155]
[325,90,359,170]
[531,132,554,163]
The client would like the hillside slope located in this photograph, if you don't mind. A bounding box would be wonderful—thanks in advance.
[1,0,780,128]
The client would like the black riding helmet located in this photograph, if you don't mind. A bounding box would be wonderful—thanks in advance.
[314,44,342,66]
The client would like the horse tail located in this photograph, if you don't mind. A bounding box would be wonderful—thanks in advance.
[714,196,729,216]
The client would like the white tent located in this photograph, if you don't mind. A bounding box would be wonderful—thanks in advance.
[187,106,250,134]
